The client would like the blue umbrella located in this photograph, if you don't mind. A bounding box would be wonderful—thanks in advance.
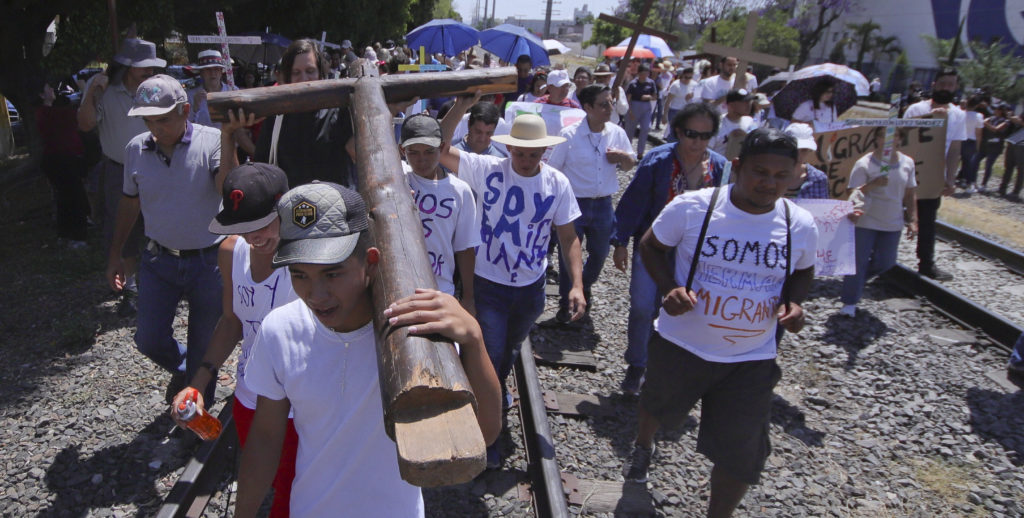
[615,34,673,58]
[479,24,550,66]
[405,19,479,57]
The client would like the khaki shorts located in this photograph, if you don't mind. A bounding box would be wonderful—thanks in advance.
[639,332,782,484]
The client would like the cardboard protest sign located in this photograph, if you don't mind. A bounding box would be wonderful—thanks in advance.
[807,125,946,199]
[794,198,856,276]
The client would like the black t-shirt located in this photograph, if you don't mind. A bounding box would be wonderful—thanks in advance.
[626,78,657,102]
[255,107,356,188]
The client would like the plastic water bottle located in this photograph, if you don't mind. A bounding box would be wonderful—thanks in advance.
[175,388,223,441]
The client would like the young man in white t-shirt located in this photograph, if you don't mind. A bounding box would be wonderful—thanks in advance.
[235,183,501,518]
[400,114,481,312]
[441,104,585,467]
[902,67,967,281]
[624,128,818,518]
[170,162,298,518]
[710,88,757,157]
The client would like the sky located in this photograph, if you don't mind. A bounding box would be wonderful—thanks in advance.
[454,0,623,24]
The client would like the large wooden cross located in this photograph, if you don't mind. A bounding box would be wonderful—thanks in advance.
[186,12,261,87]
[207,68,516,487]
[598,0,679,94]
[702,13,789,89]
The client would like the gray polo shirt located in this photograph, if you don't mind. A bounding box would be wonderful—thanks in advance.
[123,122,223,250]
[91,73,149,164]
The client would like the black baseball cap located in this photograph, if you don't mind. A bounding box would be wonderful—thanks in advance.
[726,88,754,104]
[400,113,442,149]
[209,162,289,235]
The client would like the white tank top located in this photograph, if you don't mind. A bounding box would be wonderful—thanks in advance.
[231,239,297,409]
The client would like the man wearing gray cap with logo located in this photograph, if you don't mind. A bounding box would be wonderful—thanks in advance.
[78,38,166,310]
[236,182,500,517]
[106,74,228,402]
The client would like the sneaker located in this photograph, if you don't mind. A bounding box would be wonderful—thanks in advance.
[555,306,572,325]
[978,185,988,193]
[620,365,646,396]
[838,304,857,317]
[966,184,978,194]
[117,289,138,317]
[1008,362,1024,376]
[66,240,87,250]
[624,442,655,483]
[919,267,953,281]
[486,444,501,470]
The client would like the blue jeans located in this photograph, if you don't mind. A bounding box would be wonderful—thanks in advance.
[958,139,979,185]
[1010,333,1024,368]
[558,196,614,308]
[625,101,653,156]
[474,274,546,384]
[625,247,661,368]
[136,246,223,395]
[840,227,901,305]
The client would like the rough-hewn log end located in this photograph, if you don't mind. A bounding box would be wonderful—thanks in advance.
[394,401,486,487]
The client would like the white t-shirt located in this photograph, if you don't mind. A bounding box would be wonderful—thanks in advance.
[964,110,983,141]
[231,239,297,410]
[457,153,580,286]
[700,75,733,104]
[452,112,513,155]
[903,100,967,154]
[667,80,700,110]
[791,100,837,124]
[651,186,818,362]
[546,118,635,198]
[405,170,481,294]
[848,152,917,232]
[246,301,424,517]
[710,115,756,155]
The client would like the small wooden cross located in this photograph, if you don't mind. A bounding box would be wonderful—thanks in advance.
[597,0,680,94]
[702,13,789,89]
[186,12,262,87]
[397,46,448,72]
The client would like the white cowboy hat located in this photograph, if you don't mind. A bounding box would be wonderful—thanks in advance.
[491,114,566,148]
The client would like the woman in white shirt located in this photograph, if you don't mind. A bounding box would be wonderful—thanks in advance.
[791,79,838,125]
[839,127,918,316]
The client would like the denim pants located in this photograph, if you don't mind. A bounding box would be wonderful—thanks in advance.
[474,274,546,384]
[958,139,979,185]
[981,145,1003,187]
[841,227,901,305]
[625,101,653,156]
[1000,144,1024,196]
[136,246,223,397]
[625,248,661,368]
[558,196,614,308]
[916,197,941,272]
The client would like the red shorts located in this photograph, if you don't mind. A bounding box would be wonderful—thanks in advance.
[233,397,299,518]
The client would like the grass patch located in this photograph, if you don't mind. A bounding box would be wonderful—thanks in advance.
[938,197,1024,250]
[911,457,981,514]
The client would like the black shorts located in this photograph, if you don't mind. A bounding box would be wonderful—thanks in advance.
[639,332,782,484]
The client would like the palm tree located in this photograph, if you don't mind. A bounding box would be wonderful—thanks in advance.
[847,20,881,72]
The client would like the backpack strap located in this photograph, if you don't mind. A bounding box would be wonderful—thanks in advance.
[782,198,793,312]
[685,186,721,291]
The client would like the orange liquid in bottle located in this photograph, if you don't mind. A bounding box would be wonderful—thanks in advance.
[176,388,223,441]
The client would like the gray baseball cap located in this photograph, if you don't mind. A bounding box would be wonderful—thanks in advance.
[128,74,187,117]
[400,113,442,149]
[272,182,370,268]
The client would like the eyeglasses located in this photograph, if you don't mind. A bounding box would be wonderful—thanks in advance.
[680,128,714,141]
[593,101,614,108]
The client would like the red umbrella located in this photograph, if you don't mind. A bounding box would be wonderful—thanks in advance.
[603,46,656,59]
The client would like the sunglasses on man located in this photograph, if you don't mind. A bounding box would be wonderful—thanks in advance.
[680,128,714,141]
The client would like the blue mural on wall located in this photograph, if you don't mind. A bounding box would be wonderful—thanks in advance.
[932,0,1024,58]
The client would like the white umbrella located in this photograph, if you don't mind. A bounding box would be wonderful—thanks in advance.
[543,39,571,55]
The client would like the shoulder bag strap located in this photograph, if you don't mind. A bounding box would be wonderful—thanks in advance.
[782,199,792,312]
[685,186,721,291]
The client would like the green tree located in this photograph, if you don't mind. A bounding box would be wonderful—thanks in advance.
[770,0,860,67]
[827,38,848,64]
[846,20,879,71]
[887,49,910,95]
[696,8,800,71]
[920,34,966,67]
[959,39,1024,104]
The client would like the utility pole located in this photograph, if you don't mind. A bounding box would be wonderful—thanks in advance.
[543,0,554,38]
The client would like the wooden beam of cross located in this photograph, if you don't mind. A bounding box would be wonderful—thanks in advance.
[186,12,262,87]
[598,0,679,95]
[702,12,789,89]
[207,68,517,487]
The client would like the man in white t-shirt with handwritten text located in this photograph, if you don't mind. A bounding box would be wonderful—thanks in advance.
[623,127,818,518]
